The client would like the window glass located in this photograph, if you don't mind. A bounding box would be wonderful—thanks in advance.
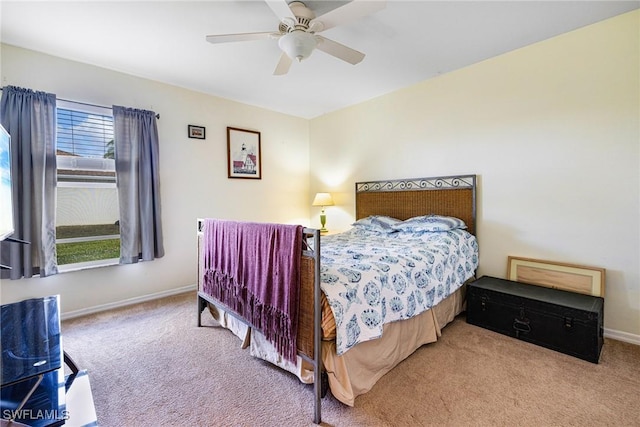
[55,105,120,268]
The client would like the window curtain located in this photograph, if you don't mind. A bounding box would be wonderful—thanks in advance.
[0,86,58,278]
[112,105,164,264]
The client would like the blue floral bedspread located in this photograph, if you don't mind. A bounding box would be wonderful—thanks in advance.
[320,228,479,355]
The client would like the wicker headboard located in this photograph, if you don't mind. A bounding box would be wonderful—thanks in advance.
[355,174,477,235]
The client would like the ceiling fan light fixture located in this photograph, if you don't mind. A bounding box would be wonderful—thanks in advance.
[278,30,317,62]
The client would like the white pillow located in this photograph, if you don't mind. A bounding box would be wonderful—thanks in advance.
[392,215,467,233]
[352,215,402,233]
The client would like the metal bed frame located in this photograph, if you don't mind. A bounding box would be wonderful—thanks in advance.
[195,173,476,424]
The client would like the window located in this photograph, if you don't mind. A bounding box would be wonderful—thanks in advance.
[55,102,120,268]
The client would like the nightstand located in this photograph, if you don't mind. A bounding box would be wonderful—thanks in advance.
[320,229,344,236]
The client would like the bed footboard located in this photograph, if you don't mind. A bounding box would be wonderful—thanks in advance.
[196,219,323,424]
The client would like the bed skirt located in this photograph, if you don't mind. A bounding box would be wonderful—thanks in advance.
[213,285,466,407]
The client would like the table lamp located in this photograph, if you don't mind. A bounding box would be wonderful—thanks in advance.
[312,192,334,232]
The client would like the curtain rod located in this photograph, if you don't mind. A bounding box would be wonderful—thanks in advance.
[0,87,160,119]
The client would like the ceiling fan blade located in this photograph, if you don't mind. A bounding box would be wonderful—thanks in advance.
[206,32,276,44]
[264,0,295,20]
[273,52,293,75]
[314,0,386,32]
[316,36,365,65]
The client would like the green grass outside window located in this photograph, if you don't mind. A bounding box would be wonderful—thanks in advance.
[56,224,120,265]
[56,239,120,265]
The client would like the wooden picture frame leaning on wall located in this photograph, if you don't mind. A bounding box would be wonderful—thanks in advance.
[507,256,605,297]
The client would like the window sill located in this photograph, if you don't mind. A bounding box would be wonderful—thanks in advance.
[57,258,119,273]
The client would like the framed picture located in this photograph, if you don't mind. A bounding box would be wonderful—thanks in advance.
[227,127,261,179]
[507,256,605,297]
[188,125,206,139]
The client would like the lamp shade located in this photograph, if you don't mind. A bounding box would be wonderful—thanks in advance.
[312,192,334,207]
[278,30,317,62]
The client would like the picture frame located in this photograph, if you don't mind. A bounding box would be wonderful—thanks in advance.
[227,127,261,179]
[507,256,605,297]
[188,125,206,139]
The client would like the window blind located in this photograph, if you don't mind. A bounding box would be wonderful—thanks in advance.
[56,108,114,159]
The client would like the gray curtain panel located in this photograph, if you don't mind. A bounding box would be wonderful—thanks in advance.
[0,86,58,278]
[112,105,164,264]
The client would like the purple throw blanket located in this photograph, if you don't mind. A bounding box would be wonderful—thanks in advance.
[202,219,302,363]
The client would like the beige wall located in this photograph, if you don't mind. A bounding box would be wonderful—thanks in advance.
[0,44,310,316]
[309,11,640,339]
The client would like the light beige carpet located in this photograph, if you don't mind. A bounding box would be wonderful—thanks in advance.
[61,291,640,427]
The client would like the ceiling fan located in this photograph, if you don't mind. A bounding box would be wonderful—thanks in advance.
[205,0,386,75]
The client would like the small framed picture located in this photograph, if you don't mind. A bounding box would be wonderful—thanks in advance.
[227,127,261,180]
[188,125,206,139]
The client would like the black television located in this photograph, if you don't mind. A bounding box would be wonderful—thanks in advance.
[0,123,14,241]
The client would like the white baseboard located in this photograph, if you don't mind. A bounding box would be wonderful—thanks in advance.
[604,328,640,346]
[60,287,640,347]
[61,284,197,320]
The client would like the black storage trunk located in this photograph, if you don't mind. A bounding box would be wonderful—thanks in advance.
[467,276,604,363]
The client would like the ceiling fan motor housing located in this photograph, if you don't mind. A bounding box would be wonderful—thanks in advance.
[288,1,315,27]
[280,1,319,33]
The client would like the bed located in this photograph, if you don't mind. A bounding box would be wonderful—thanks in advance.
[197,174,478,424]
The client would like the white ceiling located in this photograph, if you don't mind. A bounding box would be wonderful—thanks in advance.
[1,1,638,119]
